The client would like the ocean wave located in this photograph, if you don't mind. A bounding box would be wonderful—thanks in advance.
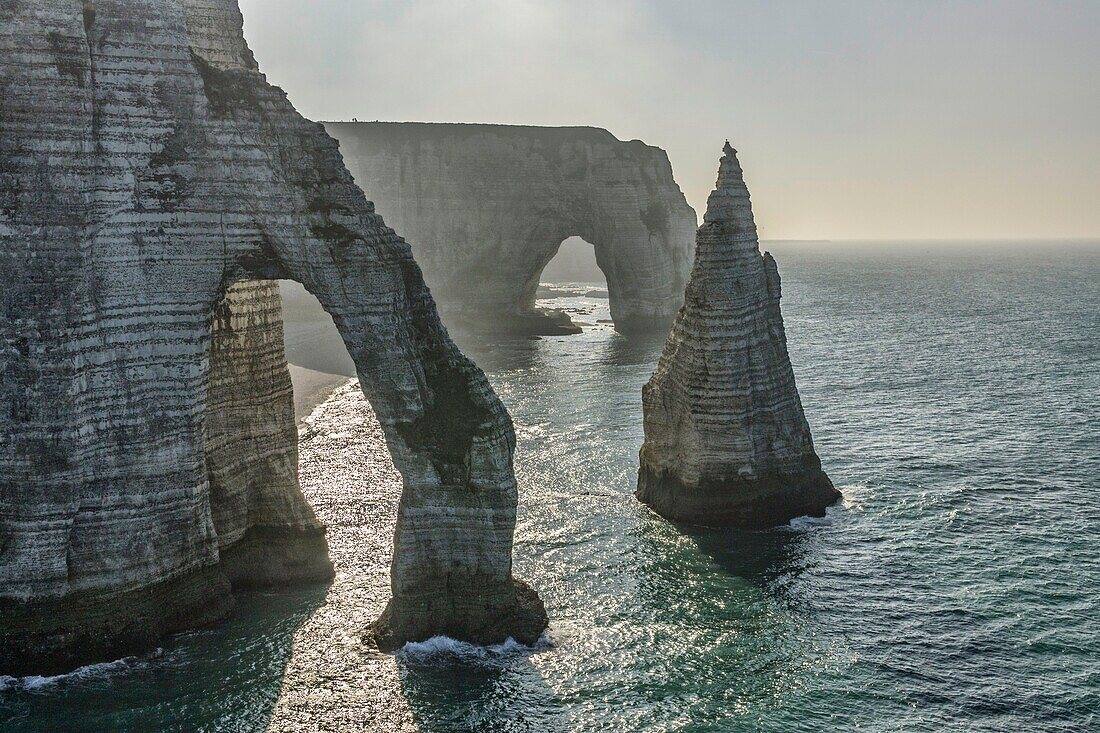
[787,500,847,529]
[838,482,872,509]
[0,650,163,692]
[787,513,832,529]
[783,483,870,529]
[396,630,556,663]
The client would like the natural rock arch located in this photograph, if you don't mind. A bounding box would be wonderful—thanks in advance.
[325,122,699,334]
[0,0,544,674]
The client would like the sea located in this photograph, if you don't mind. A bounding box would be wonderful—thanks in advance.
[2,241,1097,732]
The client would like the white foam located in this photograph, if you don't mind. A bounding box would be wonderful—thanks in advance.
[787,501,845,529]
[785,482,872,529]
[0,650,160,691]
[396,630,555,662]
[787,513,830,529]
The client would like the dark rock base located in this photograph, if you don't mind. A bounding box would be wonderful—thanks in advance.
[366,578,548,652]
[449,308,583,336]
[636,464,842,529]
[220,525,335,590]
[0,565,233,678]
[504,309,583,336]
[443,304,677,337]
[1,527,334,677]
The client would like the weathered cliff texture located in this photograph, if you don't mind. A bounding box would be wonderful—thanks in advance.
[637,144,839,527]
[0,0,543,674]
[324,122,699,334]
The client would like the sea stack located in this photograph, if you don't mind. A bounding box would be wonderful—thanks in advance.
[637,143,839,527]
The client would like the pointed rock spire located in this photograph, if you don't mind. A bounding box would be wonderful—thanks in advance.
[701,142,757,248]
[637,143,838,528]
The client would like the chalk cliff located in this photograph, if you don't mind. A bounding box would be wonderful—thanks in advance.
[325,122,698,334]
[0,0,544,674]
[637,144,839,527]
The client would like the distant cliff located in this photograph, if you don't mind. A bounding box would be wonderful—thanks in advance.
[638,144,838,527]
[0,0,543,673]
[325,122,698,333]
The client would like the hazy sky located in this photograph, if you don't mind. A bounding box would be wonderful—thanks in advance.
[238,0,1099,240]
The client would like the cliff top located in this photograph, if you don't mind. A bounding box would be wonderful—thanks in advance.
[321,120,657,151]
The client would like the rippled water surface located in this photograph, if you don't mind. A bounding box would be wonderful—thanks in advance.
[2,242,1098,732]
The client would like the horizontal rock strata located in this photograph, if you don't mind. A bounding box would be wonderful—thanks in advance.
[0,0,543,674]
[325,122,698,334]
[637,143,839,527]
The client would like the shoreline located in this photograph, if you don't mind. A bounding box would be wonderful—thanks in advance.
[288,364,353,422]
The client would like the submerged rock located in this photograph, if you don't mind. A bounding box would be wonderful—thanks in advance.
[324,122,699,334]
[637,144,839,527]
[0,0,543,674]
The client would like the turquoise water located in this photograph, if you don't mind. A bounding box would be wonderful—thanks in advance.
[2,242,1097,731]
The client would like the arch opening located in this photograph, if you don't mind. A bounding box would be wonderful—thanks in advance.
[497,236,611,337]
[526,237,612,334]
[203,280,337,591]
[203,262,546,651]
[539,236,608,290]
[278,280,356,418]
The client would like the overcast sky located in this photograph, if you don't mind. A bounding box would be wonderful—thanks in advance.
[239,0,1099,240]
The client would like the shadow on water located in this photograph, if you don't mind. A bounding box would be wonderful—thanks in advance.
[610,512,835,725]
[596,330,669,368]
[0,584,329,733]
[396,649,570,733]
[631,510,820,622]
[680,524,813,586]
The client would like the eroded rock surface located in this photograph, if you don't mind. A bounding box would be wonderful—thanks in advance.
[637,144,839,527]
[0,0,543,674]
[325,122,698,334]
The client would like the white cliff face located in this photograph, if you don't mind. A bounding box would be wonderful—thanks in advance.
[637,144,839,527]
[325,122,699,334]
[0,0,543,674]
